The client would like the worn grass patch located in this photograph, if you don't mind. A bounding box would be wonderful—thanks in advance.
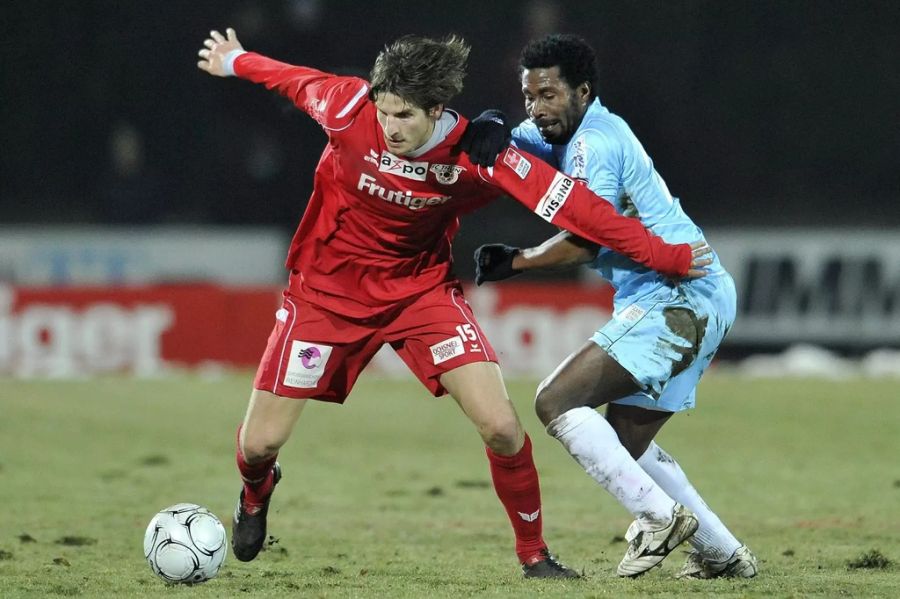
[847,549,892,570]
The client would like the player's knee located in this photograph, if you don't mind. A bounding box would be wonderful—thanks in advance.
[534,378,566,427]
[480,416,521,455]
[240,429,285,463]
[534,393,556,427]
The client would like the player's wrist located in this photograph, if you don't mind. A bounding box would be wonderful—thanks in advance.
[670,243,692,278]
[223,49,247,77]
[509,249,527,271]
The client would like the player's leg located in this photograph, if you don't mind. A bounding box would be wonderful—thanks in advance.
[606,401,742,561]
[535,342,686,530]
[607,386,755,574]
[605,402,750,575]
[388,283,577,578]
[233,292,379,562]
[604,402,671,459]
[611,413,756,579]
[441,360,522,454]
[536,300,708,576]
[612,282,755,578]
[635,439,755,578]
[237,389,307,502]
[440,361,577,578]
[607,403,747,571]
[232,389,306,561]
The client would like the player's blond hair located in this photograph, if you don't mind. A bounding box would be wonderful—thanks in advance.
[369,35,470,110]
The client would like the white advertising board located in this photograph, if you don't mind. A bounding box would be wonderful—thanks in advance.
[0,226,288,285]
[705,228,900,347]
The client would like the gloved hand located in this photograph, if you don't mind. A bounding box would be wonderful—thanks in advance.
[474,244,522,285]
[456,109,512,167]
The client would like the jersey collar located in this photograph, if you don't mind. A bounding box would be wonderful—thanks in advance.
[406,110,460,158]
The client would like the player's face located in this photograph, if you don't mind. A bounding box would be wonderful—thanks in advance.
[521,66,590,145]
[374,92,441,156]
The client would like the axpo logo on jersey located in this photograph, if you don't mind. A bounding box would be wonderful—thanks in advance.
[378,151,428,181]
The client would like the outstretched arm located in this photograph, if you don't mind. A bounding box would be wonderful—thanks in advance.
[477,147,707,278]
[196,28,368,130]
[474,231,710,285]
[513,233,710,276]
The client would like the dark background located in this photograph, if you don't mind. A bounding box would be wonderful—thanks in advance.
[2,1,898,251]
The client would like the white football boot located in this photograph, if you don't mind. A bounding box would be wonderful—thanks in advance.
[677,544,758,579]
[617,503,699,577]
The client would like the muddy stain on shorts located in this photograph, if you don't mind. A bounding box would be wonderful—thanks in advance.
[662,307,708,377]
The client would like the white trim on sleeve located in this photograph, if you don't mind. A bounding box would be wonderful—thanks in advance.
[335,84,369,118]
[222,49,247,77]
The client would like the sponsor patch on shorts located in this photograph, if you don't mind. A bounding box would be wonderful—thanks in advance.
[616,304,647,324]
[283,340,332,388]
[429,335,465,365]
[502,148,532,180]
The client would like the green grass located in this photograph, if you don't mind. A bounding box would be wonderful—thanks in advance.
[0,373,898,597]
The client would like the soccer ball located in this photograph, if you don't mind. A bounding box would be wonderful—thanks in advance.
[143,503,227,584]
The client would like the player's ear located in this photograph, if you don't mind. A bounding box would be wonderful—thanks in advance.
[429,103,444,120]
[576,82,591,107]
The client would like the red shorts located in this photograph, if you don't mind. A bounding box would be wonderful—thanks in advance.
[253,282,497,402]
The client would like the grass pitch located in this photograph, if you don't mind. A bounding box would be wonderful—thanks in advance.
[1,373,898,598]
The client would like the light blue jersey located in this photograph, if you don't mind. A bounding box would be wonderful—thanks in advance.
[512,99,736,411]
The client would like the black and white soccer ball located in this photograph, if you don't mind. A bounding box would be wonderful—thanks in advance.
[143,503,227,584]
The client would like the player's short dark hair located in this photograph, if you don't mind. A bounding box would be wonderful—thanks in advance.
[519,34,599,100]
[369,35,470,110]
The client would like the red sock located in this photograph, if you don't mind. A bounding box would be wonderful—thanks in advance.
[486,434,547,563]
[235,424,277,510]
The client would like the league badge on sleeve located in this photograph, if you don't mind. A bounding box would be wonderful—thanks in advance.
[502,148,532,180]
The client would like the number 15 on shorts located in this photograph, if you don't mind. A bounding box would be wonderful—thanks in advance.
[456,324,483,354]
[456,324,477,341]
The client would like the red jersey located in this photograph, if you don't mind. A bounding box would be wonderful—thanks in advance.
[233,53,690,318]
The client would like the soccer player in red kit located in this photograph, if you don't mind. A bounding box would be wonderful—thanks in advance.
[197,28,711,578]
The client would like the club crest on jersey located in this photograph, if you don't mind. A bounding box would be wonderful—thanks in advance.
[429,163,465,185]
[502,148,532,180]
[379,151,429,181]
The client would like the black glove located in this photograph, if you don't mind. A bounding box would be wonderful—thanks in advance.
[474,244,522,286]
[456,109,512,167]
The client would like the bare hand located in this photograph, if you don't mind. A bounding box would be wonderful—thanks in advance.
[685,240,713,279]
[197,28,243,77]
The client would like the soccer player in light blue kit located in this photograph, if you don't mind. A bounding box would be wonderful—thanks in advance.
[470,34,757,579]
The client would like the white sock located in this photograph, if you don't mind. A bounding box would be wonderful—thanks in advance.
[548,407,676,529]
[637,441,741,561]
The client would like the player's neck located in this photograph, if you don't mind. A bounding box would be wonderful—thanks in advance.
[406,112,458,158]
